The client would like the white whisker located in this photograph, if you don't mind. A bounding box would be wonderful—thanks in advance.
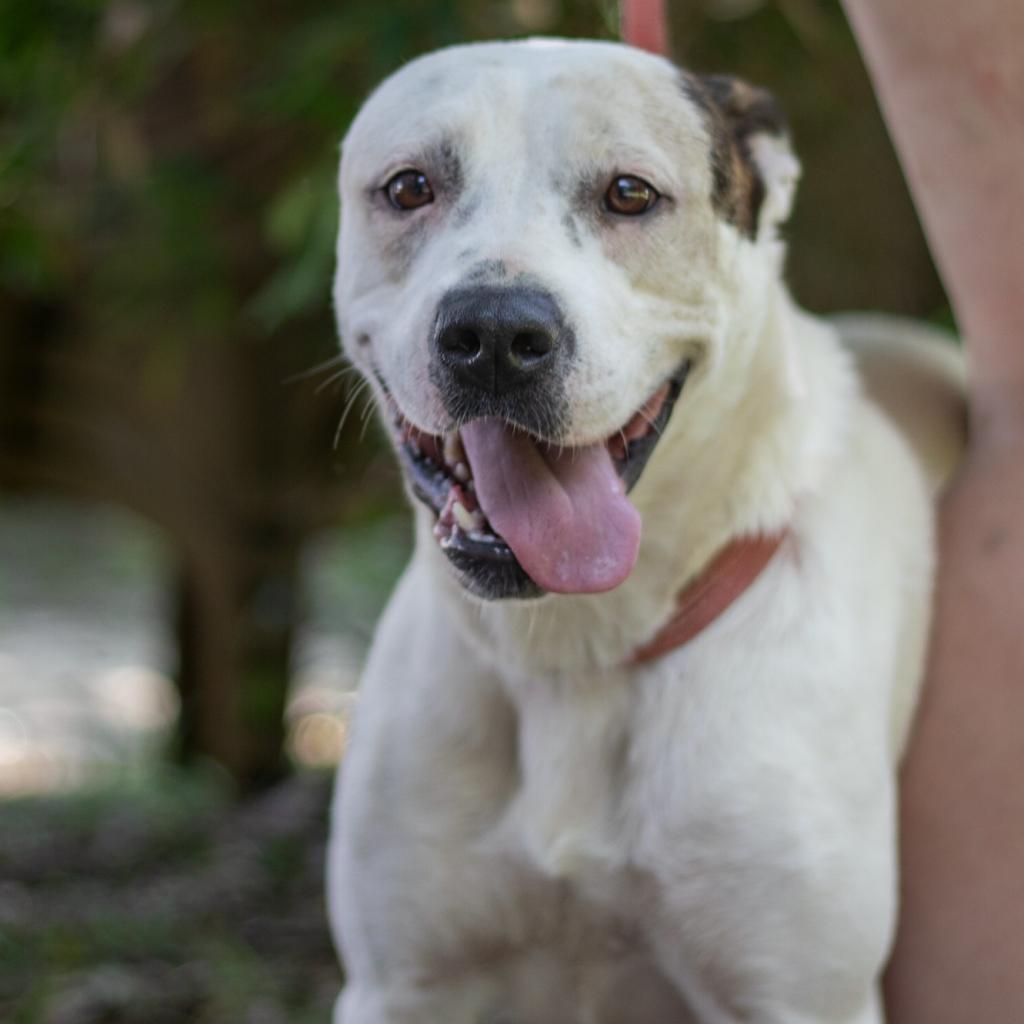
[315,366,359,395]
[359,390,383,442]
[637,410,663,436]
[334,379,370,450]
[285,352,349,385]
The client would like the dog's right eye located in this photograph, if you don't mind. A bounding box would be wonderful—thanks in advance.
[384,170,434,211]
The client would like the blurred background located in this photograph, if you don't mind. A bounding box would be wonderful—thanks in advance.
[0,0,948,1020]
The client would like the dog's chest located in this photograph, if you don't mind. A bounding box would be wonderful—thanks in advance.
[493,672,644,902]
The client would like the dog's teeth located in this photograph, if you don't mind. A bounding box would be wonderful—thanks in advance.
[443,433,465,467]
[452,501,473,532]
[452,501,483,533]
[453,462,470,483]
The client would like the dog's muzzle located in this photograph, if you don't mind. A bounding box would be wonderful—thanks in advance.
[389,348,692,602]
[430,285,574,437]
[435,285,563,393]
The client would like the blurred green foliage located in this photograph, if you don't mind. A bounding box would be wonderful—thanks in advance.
[0,0,615,361]
[1,0,946,389]
[0,767,339,1023]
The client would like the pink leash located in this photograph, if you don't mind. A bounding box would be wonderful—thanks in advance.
[620,0,669,55]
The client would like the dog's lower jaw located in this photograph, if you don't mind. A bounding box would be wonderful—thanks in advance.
[446,543,545,601]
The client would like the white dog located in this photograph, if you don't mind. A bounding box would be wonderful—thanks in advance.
[327,39,965,1024]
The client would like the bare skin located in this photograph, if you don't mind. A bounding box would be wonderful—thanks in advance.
[839,1,1024,1019]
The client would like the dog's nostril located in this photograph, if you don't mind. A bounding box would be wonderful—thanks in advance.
[442,326,482,359]
[432,286,566,396]
[510,330,553,365]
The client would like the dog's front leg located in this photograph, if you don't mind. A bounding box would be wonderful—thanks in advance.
[326,562,559,1024]
[628,661,900,1024]
[641,812,895,1024]
[648,923,886,1024]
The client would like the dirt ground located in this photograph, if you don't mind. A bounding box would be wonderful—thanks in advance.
[1,768,341,1024]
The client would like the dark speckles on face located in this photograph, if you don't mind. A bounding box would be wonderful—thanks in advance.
[561,212,583,249]
[464,259,510,284]
[430,136,465,197]
[453,192,481,227]
[382,219,429,281]
[569,175,604,228]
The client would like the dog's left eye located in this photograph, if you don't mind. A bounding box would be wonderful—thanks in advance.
[385,169,434,211]
[604,175,660,216]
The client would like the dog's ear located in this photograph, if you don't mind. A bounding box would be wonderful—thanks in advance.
[687,74,800,241]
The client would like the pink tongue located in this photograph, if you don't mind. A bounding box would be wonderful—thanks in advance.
[460,419,641,594]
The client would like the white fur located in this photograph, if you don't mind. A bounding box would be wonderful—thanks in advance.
[327,40,966,1024]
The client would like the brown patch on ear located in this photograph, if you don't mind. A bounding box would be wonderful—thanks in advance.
[681,73,789,239]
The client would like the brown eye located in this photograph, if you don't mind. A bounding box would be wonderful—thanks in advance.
[385,169,434,210]
[604,175,659,216]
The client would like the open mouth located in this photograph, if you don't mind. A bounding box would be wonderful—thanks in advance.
[391,360,691,600]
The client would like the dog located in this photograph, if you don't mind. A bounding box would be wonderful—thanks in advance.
[326,38,966,1024]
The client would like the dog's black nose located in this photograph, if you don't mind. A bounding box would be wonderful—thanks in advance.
[433,286,563,395]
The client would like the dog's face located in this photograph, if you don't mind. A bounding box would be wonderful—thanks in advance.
[334,40,798,600]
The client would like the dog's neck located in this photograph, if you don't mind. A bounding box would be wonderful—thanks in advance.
[423,281,857,678]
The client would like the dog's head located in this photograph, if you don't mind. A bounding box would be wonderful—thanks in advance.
[334,40,798,601]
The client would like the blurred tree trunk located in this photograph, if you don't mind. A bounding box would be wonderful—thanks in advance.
[0,290,346,790]
[173,531,297,789]
[163,334,337,790]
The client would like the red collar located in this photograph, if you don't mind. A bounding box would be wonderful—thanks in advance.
[629,531,789,665]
